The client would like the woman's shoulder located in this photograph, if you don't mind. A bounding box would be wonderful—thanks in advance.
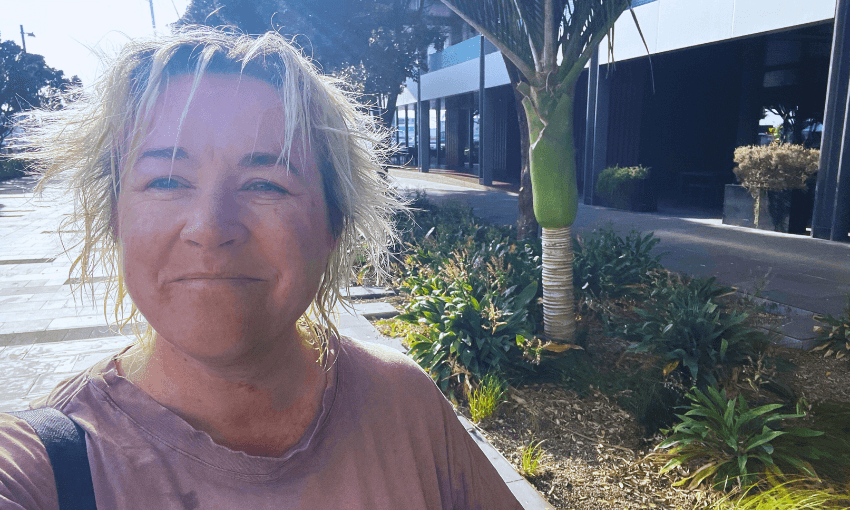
[337,336,431,383]
[27,352,115,411]
[335,336,446,405]
[0,351,121,508]
[0,413,59,509]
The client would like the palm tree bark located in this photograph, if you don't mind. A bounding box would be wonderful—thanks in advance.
[542,226,575,341]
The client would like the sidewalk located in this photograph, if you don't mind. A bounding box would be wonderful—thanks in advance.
[0,176,551,509]
[389,167,850,349]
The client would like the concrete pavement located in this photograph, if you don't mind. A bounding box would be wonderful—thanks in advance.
[389,167,850,349]
[0,175,551,509]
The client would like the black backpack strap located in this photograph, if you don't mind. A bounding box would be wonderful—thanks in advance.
[8,408,97,510]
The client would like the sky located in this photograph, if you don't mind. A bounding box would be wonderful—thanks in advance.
[1,0,191,86]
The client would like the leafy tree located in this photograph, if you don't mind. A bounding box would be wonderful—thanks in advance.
[176,0,444,128]
[177,0,279,34]
[440,0,633,343]
[0,38,76,149]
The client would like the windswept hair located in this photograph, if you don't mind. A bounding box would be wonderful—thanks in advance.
[14,26,402,358]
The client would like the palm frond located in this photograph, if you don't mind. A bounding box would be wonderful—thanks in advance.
[441,0,537,78]
[558,0,632,82]
[564,0,631,62]
[444,0,632,85]
[512,0,569,68]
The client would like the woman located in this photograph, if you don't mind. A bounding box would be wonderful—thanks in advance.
[0,28,522,509]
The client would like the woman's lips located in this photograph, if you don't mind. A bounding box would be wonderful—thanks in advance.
[171,274,266,283]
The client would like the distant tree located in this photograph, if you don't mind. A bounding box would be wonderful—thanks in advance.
[177,0,278,34]
[175,0,444,128]
[0,38,76,150]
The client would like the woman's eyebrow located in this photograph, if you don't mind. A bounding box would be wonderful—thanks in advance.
[139,147,189,160]
[239,152,298,174]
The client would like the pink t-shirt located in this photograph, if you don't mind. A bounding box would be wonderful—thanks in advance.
[0,337,521,509]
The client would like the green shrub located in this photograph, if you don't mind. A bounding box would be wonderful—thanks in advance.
[595,165,650,208]
[617,276,764,389]
[733,144,819,195]
[400,270,537,392]
[392,196,547,393]
[778,401,850,483]
[0,158,26,181]
[468,373,507,422]
[658,387,827,490]
[392,192,484,271]
[520,440,545,477]
[573,228,662,302]
[733,144,820,224]
[711,481,850,510]
[811,296,850,360]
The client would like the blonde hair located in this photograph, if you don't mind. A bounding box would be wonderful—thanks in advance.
[15,26,402,358]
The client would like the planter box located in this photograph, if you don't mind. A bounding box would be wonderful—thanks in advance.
[598,179,657,212]
[722,183,814,234]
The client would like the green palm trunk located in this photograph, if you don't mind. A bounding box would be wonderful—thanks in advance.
[523,88,578,228]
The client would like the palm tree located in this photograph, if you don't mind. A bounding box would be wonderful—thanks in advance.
[441,0,633,343]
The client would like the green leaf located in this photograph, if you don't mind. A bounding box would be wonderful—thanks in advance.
[514,281,538,309]
[737,455,748,477]
[738,403,784,424]
[782,427,824,438]
[687,462,721,488]
[744,430,784,452]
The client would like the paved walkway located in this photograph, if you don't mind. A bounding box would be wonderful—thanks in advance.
[0,176,551,509]
[390,167,850,349]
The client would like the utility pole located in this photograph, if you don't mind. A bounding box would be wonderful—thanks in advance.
[148,0,157,30]
[19,25,35,53]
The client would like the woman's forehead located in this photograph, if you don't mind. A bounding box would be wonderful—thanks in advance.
[153,74,284,121]
[140,74,309,153]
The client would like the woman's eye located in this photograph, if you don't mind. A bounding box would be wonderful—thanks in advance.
[147,177,182,190]
[244,181,288,194]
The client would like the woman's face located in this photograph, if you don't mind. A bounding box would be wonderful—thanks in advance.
[117,74,335,361]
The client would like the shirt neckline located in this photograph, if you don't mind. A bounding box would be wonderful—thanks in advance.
[88,338,341,480]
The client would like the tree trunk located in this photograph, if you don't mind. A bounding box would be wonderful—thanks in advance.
[541,226,575,342]
[522,90,579,229]
[521,87,579,342]
[518,162,537,239]
[379,90,400,132]
[503,56,538,239]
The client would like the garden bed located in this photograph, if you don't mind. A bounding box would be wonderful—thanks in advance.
[373,310,850,509]
[361,193,850,509]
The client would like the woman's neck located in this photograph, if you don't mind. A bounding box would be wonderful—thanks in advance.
[117,330,328,457]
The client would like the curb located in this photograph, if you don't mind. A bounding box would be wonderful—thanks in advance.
[735,292,820,350]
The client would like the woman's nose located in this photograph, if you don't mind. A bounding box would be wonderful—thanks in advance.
[179,189,248,249]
